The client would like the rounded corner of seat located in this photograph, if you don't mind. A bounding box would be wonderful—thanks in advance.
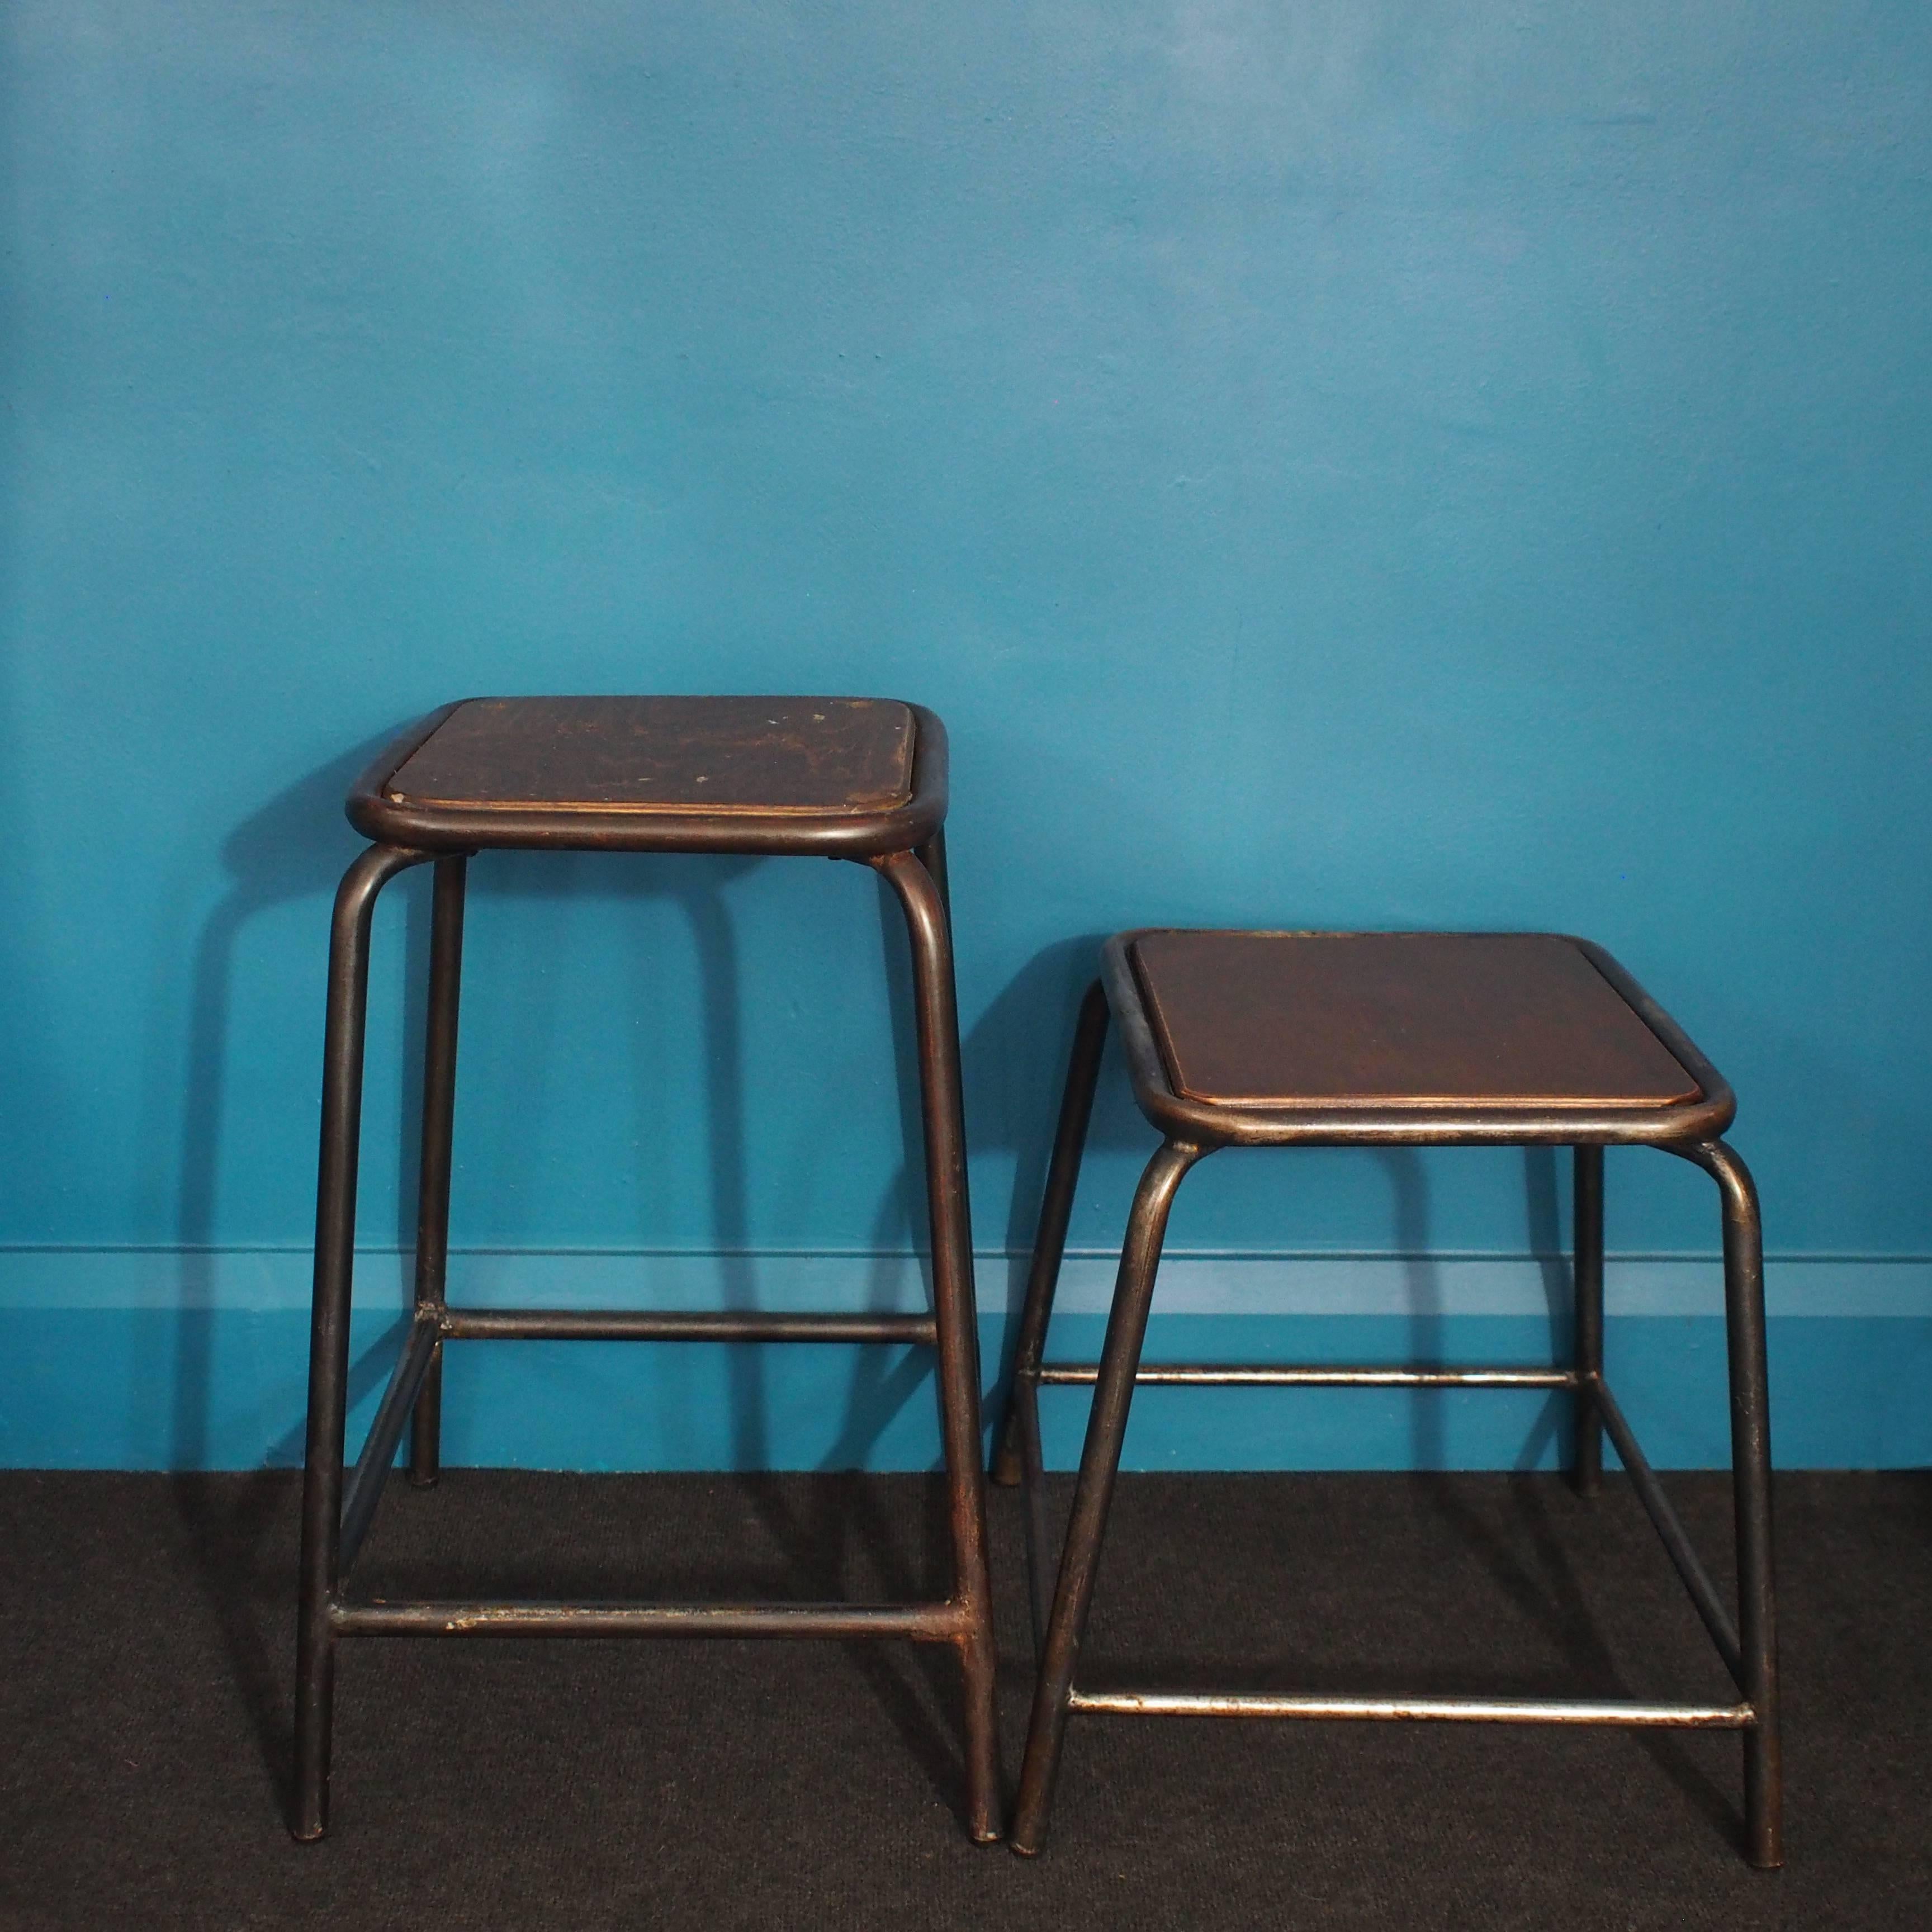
[344,704,467,841]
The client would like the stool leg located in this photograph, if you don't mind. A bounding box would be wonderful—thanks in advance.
[994,981,1110,1656]
[293,844,428,1842]
[1571,1145,1605,1494]
[877,847,1001,1844]
[1010,1138,1205,1858]
[1685,1138,1782,1869]
[409,855,467,1488]
[915,826,950,912]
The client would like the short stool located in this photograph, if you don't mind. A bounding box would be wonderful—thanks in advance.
[293,697,998,1843]
[997,930,1779,1866]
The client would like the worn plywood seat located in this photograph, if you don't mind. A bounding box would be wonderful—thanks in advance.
[384,695,916,816]
[349,695,943,857]
[1128,930,1701,1113]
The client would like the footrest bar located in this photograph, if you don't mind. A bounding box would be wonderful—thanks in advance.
[441,1308,938,1345]
[1035,1363,1578,1389]
[1067,1689,1754,1727]
[1592,1375,1745,1687]
[332,1598,968,1641]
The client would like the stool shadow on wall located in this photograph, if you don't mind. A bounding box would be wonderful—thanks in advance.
[166,738,425,1806]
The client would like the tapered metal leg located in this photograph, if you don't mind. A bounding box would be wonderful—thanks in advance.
[1010,1139,1205,1857]
[1571,1144,1605,1494]
[410,856,467,1488]
[877,848,1001,1844]
[997,982,1109,1483]
[293,844,430,1843]
[1679,1138,1781,1869]
[993,980,1110,1651]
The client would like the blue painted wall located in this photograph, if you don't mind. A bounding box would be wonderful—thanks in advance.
[2,2,1929,1467]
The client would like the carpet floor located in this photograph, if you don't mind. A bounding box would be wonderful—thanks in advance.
[2,1466,1927,1929]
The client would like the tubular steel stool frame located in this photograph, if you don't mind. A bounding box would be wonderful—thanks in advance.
[995,931,1780,1868]
[292,698,1000,1845]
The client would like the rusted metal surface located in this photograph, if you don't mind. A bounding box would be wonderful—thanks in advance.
[1003,943,1782,1870]
[293,699,1002,1849]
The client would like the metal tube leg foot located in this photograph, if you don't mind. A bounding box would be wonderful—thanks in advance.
[878,849,1001,1844]
[1685,1139,1782,1868]
[1571,1144,1604,1494]
[410,855,467,1488]
[293,844,428,1842]
[1010,1139,1205,1857]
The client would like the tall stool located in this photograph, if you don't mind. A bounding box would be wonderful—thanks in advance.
[997,930,1779,1867]
[292,697,999,1843]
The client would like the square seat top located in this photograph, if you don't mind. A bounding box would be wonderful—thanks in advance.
[384,696,916,816]
[1125,931,1705,1120]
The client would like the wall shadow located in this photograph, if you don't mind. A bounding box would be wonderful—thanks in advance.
[169,737,424,1804]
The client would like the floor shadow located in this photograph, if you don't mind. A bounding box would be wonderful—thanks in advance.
[1377,1144,1740,1849]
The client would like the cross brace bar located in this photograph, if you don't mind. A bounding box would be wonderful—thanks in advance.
[1067,1690,1753,1727]
[339,1315,441,1577]
[1025,1360,1747,1705]
[1036,1363,1577,1388]
[439,1307,938,1344]
[331,1599,968,1641]
[1592,1375,1744,1684]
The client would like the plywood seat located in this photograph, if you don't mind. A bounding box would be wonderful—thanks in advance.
[386,695,915,815]
[1128,929,1701,1113]
[348,695,942,856]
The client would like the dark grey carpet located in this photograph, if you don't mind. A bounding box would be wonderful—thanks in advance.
[2,1466,1925,1929]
